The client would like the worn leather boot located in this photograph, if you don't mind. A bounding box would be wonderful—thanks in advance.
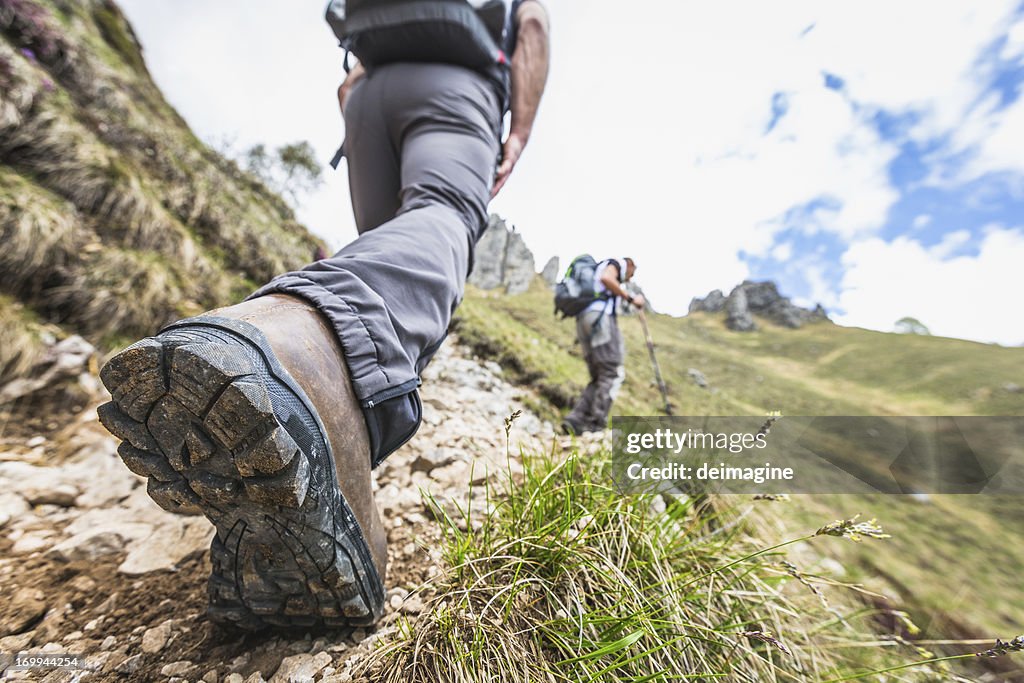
[97,294,386,630]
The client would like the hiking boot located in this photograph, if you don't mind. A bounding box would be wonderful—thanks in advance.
[97,294,386,630]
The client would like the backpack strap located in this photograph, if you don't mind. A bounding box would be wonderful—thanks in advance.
[329,140,346,170]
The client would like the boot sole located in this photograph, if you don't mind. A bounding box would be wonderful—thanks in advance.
[97,316,384,631]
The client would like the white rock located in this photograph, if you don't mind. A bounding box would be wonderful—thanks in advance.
[224,674,244,683]
[141,620,172,654]
[85,651,112,672]
[119,516,214,575]
[411,448,455,473]
[0,336,95,403]
[46,530,125,562]
[648,495,667,516]
[377,484,422,516]
[229,654,250,670]
[270,651,332,683]
[400,594,425,615]
[24,482,80,507]
[386,587,409,601]
[421,406,444,426]
[115,654,143,675]
[429,460,470,486]
[69,446,137,508]
[0,632,35,651]
[320,673,353,683]
[49,508,148,549]
[100,635,116,650]
[0,493,29,527]
[160,660,193,677]
[11,532,54,554]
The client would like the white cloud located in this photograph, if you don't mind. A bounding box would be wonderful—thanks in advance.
[929,229,971,259]
[771,242,793,261]
[957,92,1024,181]
[835,227,1024,345]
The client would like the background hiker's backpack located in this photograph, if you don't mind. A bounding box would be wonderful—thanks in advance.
[554,255,609,318]
[325,0,511,72]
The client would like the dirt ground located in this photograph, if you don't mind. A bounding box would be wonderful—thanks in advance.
[0,339,578,682]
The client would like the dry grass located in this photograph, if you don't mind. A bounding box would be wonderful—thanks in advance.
[0,295,54,386]
[0,166,84,293]
[47,247,185,340]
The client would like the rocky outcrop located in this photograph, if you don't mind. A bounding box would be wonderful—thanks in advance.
[725,287,756,331]
[540,256,560,287]
[690,281,830,331]
[468,215,536,295]
[692,289,727,313]
[0,335,99,405]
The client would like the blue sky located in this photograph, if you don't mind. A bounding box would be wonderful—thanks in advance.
[746,15,1024,338]
[118,0,1024,345]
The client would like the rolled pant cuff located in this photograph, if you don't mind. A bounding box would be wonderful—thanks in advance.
[247,275,422,466]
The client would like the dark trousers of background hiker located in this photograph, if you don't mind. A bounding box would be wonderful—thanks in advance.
[247,62,502,465]
[566,309,626,432]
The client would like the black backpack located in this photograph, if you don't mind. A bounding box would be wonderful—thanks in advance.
[325,0,511,72]
[554,255,611,318]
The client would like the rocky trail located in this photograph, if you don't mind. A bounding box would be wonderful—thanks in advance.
[0,338,591,682]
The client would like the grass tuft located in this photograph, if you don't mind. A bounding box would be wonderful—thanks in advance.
[359,435,947,682]
[0,295,54,386]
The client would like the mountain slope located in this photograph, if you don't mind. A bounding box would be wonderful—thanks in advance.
[0,0,323,383]
[456,280,1024,420]
[454,278,1024,653]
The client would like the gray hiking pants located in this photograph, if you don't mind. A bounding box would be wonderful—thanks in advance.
[249,63,502,465]
[566,309,626,431]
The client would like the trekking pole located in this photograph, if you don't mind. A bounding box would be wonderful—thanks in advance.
[637,308,673,416]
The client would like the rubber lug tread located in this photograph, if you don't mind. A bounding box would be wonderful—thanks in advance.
[98,320,384,631]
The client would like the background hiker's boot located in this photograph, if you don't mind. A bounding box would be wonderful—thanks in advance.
[97,294,386,630]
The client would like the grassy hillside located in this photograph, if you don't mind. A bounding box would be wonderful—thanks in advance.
[455,279,1024,677]
[456,280,1024,420]
[0,0,323,383]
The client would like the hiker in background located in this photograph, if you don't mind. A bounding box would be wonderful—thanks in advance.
[563,258,645,435]
[99,0,550,632]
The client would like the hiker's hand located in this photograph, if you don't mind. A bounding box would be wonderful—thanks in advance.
[492,132,526,198]
[337,63,366,116]
[632,294,646,309]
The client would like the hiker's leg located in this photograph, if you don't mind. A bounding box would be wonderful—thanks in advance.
[248,63,500,465]
[566,312,602,429]
[566,357,599,427]
[343,74,401,232]
[586,319,625,429]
